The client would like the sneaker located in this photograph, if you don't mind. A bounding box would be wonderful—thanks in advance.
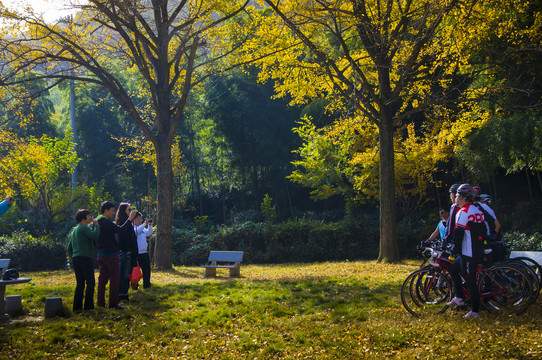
[464,311,480,319]
[109,305,126,310]
[446,297,465,307]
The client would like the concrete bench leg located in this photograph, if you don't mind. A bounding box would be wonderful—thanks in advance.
[0,285,8,323]
[229,266,241,278]
[44,297,63,318]
[205,267,217,278]
[5,295,22,315]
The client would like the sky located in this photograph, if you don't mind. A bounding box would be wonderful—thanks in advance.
[3,0,86,23]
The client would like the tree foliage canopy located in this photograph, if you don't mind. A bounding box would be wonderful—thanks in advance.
[0,0,257,268]
[0,130,108,234]
[236,0,515,261]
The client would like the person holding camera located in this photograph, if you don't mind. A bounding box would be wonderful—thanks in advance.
[67,209,100,312]
[133,212,153,289]
[0,195,14,217]
[95,201,137,310]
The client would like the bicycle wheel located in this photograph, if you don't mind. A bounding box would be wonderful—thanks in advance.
[508,256,542,285]
[401,268,451,317]
[478,264,533,315]
[504,260,540,304]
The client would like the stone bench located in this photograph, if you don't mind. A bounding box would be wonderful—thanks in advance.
[201,251,244,278]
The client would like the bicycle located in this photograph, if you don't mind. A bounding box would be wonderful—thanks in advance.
[401,248,535,317]
[417,239,540,305]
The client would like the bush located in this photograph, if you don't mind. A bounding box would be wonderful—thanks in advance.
[502,232,542,251]
[171,228,216,266]
[0,231,67,271]
[172,219,376,266]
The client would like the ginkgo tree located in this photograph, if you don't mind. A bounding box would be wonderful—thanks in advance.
[0,130,108,235]
[244,0,513,261]
[0,0,255,269]
[290,107,489,221]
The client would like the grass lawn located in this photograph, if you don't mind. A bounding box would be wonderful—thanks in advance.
[1,260,541,359]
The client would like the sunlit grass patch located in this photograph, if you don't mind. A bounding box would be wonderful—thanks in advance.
[1,260,541,359]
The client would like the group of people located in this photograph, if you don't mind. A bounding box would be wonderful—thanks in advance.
[425,183,501,319]
[67,201,153,311]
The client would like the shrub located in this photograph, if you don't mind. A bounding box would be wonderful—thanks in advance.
[502,232,542,251]
[260,194,277,223]
[0,231,67,271]
[172,219,376,266]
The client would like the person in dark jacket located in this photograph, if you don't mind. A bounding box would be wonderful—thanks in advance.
[115,202,138,302]
[95,201,136,310]
[67,209,100,312]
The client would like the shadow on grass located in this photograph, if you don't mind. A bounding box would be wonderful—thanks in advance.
[158,267,203,278]
[2,275,401,330]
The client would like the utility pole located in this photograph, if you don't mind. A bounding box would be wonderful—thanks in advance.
[70,76,77,189]
[69,13,77,190]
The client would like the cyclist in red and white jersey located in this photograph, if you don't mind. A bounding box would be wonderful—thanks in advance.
[446,184,487,319]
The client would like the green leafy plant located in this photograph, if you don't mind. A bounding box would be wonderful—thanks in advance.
[503,232,542,251]
[260,194,277,223]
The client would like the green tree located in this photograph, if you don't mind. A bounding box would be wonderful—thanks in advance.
[244,0,500,261]
[0,0,255,269]
[0,131,108,235]
[204,70,302,213]
[456,0,542,191]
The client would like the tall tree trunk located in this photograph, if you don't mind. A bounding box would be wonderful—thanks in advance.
[525,167,533,201]
[536,170,542,195]
[154,136,174,270]
[377,116,400,262]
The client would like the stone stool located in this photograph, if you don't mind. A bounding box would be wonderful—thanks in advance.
[5,295,22,315]
[44,297,63,318]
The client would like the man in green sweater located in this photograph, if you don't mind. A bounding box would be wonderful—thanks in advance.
[67,209,100,312]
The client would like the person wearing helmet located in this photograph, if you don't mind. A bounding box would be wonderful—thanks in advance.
[0,195,14,217]
[473,191,503,262]
[441,184,460,250]
[474,192,501,238]
[446,184,487,319]
[473,186,482,202]
[480,194,492,205]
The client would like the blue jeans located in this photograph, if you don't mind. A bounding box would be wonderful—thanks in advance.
[118,251,132,297]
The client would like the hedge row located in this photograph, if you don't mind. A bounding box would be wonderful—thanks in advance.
[0,220,375,270]
[0,231,67,271]
[7,222,539,271]
[172,219,377,266]
[502,232,542,252]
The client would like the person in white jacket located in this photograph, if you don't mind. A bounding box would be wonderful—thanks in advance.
[133,212,153,289]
